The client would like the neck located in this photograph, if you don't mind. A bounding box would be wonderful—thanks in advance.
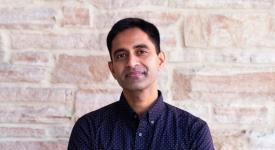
[123,88,158,116]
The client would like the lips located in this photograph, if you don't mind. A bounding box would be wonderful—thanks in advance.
[126,71,145,78]
[124,66,147,78]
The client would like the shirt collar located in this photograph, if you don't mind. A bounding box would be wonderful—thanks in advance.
[118,90,166,123]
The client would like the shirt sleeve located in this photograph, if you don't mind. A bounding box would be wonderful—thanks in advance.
[67,116,94,150]
[191,121,215,150]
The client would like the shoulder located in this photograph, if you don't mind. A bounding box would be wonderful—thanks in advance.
[165,103,209,130]
[74,101,119,127]
[68,101,119,149]
[165,103,213,145]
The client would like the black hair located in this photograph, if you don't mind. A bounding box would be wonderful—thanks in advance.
[106,18,161,60]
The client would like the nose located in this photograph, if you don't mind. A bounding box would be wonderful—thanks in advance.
[126,53,139,67]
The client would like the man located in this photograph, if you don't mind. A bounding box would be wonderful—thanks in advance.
[68,18,215,150]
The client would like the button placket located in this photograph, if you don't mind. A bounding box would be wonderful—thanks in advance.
[134,118,147,149]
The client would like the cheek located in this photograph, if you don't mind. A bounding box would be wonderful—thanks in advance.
[112,65,124,75]
[149,58,160,69]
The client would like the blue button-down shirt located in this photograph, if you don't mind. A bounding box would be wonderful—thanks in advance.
[68,91,214,150]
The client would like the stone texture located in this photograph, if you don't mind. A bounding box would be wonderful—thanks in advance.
[0,64,47,83]
[0,127,46,138]
[212,129,247,150]
[75,88,121,118]
[190,72,275,93]
[94,11,181,29]
[168,0,273,9]
[61,6,89,26]
[159,28,178,49]
[0,52,3,62]
[213,105,268,124]
[0,87,74,103]
[0,125,72,138]
[0,0,34,4]
[168,49,275,64]
[0,34,4,62]
[183,13,275,48]
[169,100,211,121]
[0,1,274,149]
[171,70,192,100]
[46,125,73,138]
[89,0,146,9]
[0,7,56,29]
[11,51,51,66]
[10,32,106,51]
[0,141,68,150]
[248,130,275,150]
[172,69,275,101]
[0,103,72,123]
[52,55,110,84]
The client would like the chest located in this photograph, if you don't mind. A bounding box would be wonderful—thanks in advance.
[95,118,191,150]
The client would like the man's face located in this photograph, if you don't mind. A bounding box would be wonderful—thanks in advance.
[108,27,165,92]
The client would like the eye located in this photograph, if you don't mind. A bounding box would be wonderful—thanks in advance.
[114,52,127,60]
[136,49,147,56]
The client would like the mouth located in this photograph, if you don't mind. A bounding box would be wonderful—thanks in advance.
[125,71,146,78]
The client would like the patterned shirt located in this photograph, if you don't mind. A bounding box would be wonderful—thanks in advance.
[68,91,215,150]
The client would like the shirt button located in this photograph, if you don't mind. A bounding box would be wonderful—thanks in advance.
[138,133,142,137]
[150,120,154,124]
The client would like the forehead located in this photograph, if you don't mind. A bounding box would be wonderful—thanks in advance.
[111,28,153,51]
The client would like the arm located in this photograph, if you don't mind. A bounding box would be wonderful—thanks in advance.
[67,116,94,150]
[191,121,215,150]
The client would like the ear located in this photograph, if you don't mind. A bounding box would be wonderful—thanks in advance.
[157,51,166,70]
[108,61,117,79]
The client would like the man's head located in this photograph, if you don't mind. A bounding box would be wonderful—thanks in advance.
[107,18,165,92]
[107,18,160,60]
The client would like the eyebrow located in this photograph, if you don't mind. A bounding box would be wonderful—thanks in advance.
[113,44,148,54]
[134,44,149,49]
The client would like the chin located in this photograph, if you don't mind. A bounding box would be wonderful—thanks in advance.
[120,83,147,91]
[124,86,146,91]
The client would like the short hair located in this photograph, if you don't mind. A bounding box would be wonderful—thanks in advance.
[106,18,161,60]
